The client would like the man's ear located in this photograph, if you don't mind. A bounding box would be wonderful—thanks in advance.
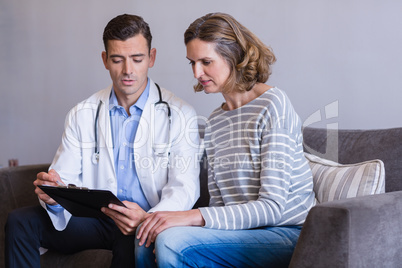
[148,48,156,68]
[101,51,109,70]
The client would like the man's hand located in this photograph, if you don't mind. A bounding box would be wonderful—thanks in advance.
[33,169,64,205]
[136,209,205,248]
[101,201,149,235]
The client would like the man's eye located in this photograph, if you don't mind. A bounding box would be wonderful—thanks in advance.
[134,60,143,63]
[203,61,211,65]
[188,61,195,65]
[112,60,122,64]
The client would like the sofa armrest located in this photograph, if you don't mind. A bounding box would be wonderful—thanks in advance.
[0,164,50,268]
[289,191,402,268]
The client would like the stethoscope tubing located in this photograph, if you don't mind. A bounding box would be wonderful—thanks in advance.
[92,83,171,164]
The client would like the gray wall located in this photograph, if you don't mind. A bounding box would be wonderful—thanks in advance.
[1,0,401,167]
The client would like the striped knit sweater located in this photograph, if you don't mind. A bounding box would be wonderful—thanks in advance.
[199,87,316,230]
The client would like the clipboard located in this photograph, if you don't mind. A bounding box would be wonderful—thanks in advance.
[38,185,126,219]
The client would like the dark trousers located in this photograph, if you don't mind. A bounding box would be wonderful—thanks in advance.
[5,205,135,268]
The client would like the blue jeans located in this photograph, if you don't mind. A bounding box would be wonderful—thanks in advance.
[136,225,301,268]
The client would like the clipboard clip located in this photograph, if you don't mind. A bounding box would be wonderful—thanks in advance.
[68,184,88,190]
[58,184,88,190]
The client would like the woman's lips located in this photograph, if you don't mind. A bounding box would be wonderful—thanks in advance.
[199,80,210,86]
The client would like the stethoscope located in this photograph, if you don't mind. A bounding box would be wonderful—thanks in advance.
[92,83,171,164]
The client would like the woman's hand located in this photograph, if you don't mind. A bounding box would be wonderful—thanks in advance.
[102,201,149,235]
[137,209,205,248]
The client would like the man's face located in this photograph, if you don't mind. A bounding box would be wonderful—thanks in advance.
[102,34,156,102]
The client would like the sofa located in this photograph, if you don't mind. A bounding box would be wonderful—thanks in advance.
[1,127,402,267]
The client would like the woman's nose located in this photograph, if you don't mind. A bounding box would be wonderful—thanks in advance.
[192,63,203,79]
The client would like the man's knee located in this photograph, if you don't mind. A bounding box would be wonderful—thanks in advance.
[6,206,48,235]
[6,207,34,232]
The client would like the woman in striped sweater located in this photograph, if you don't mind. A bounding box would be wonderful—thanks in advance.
[136,12,316,268]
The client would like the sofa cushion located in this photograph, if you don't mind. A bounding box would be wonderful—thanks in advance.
[303,127,402,192]
[305,153,385,203]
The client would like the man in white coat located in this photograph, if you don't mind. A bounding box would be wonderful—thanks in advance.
[5,14,200,267]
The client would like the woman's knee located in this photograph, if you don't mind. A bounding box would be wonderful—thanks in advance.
[154,227,190,266]
[155,227,182,253]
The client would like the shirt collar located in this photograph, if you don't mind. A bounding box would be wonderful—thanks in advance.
[109,79,150,112]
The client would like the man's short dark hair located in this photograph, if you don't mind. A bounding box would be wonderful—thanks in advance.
[103,14,152,53]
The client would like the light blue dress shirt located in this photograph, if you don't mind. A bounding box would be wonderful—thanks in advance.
[109,79,151,211]
[47,81,152,214]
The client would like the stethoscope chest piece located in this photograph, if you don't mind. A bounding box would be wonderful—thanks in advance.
[92,152,100,165]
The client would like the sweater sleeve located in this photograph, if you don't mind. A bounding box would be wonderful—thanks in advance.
[199,126,298,230]
[206,160,224,207]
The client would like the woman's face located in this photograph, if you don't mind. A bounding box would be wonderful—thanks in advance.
[186,38,231,94]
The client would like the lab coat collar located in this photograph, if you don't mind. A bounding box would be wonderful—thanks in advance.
[108,79,151,113]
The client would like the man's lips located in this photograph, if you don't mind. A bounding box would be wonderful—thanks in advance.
[122,79,135,86]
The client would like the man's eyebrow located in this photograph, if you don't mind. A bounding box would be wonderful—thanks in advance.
[110,53,146,58]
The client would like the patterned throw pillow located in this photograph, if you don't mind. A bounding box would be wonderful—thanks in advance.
[305,153,385,203]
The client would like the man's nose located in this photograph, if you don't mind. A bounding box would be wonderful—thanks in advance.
[123,60,134,74]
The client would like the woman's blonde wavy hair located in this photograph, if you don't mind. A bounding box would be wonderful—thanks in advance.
[184,12,276,93]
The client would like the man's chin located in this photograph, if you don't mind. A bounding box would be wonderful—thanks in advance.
[116,85,142,95]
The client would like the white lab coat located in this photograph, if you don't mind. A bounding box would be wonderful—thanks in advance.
[42,80,201,230]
